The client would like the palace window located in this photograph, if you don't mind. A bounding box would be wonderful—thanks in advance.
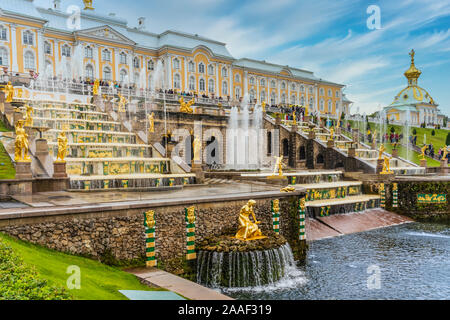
[309,86,313,94]
[320,99,324,111]
[188,61,195,72]
[44,42,52,55]
[270,80,276,88]
[249,77,255,85]
[250,89,255,102]
[174,74,181,89]
[120,69,127,82]
[336,102,340,114]
[173,58,180,70]
[320,88,324,96]
[235,74,240,83]
[24,51,35,70]
[281,94,286,104]
[62,45,71,57]
[222,67,227,77]
[23,31,34,45]
[198,63,205,74]
[0,26,7,41]
[120,52,127,64]
[85,65,94,79]
[328,100,332,112]
[291,83,296,91]
[260,91,266,103]
[148,60,154,70]
[270,92,276,105]
[134,72,140,84]
[300,84,305,93]
[336,90,340,98]
[290,94,296,104]
[44,61,52,74]
[208,79,215,93]
[133,57,140,69]
[309,97,314,109]
[281,82,286,90]
[300,96,305,106]
[103,66,112,80]
[328,89,332,97]
[199,78,205,91]
[222,81,228,95]
[84,46,92,58]
[0,48,8,66]
[208,64,214,75]
[260,78,266,86]
[102,49,111,62]
[189,76,195,90]
[235,87,241,99]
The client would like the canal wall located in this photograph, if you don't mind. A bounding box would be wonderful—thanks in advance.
[385,177,450,222]
[0,191,306,264]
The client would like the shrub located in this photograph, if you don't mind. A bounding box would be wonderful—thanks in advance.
[431,129,436,136]
[0,239,71,300]
[390,127,395,133]
[412,128,417,135]
[446,132,450,146]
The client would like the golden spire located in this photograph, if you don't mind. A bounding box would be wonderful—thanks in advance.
[404,49,421,86]
[83,0,94,10]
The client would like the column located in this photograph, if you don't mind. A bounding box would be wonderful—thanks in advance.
[166,54,172,90]
[184,58,188,91]
[94,44,100,78]
[37,29,45,73]
[10,24,19,72]
[114,49,119,80]
[215,62,219,96]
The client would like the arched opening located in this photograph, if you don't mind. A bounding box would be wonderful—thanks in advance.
[205,136,220,165]
[282,138,289,157]
[316,153,324,164]
[299,146,306,160]
[267,131,272,155]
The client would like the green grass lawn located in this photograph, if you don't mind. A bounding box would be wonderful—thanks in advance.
[383,143,442,167]
[0,119,10,132]
[0,142,15,179]
[0,233,161,300]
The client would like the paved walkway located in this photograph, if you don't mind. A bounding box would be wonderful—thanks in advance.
[126,267,233,300]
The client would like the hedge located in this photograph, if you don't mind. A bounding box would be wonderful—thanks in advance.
[0,239,71,300]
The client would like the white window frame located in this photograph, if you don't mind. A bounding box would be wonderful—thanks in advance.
[222,81,228,95]
[198,62,205,74]
[23,30,34,45]
[174,73,181,89]
[207,64,214,75]
[24,51,35,70]
[120,52,127,64]
[62,45,71,57]
[103,66,112,80]
[199,78,205,91]
[85,64,94,79]
[0,26,7,41]
[188,61,195,72]
[0,47,9,66]
[189,76,196,90]
[120,69,127,82]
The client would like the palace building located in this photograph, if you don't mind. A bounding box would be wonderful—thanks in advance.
[0,0,349,118]
[385,50,445,127]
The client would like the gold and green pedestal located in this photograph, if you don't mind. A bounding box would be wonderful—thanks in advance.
[380,183,385,208]
[392,183,398,208]
[144,210,157,267]
[271,199,280,235]
[299,198,306,240]
[185,206,196,260]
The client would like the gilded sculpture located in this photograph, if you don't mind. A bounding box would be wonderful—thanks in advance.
[280,186,295,192]
[148,112,155,133]
[193,136,201,162]
[179,97,195,113]
[261,101,266,113]
[5,81,14,103]
[235,200,266,241]
[442,147,448,161]
[378,144,385,160]
[272,156,284,177]
[93,79,100,95]
[24,104,33,127]
[117,93,127,112]
[420,145,427,161]
[329,127,335,141]
[145,210,156,229]
[380,156,393,174]
[14,120,30,162]
[56,131,69,163]
[83,0,94,10]
[292,112,297,125]
[186,206,195,224]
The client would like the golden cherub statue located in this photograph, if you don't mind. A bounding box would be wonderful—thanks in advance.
[83,0,94,10]
[273,156,284,177]
[5,81,14,103]
[148,112,155,133]
[117,93,127,112]
[179,97,195,113]
[329,127,335,141]
[380,156,393,174]
[292,112,297,125]
[145,210,156,229]
[235,200,266,241]
[56,131,68,163]
[378,144,385,160]
[14,120,30,162]
[261,101,266,113]
[24,104,33,127]
[420,145,427,160]
[193,135,201,162]
[93,79,99,96]
[186,206,195,224]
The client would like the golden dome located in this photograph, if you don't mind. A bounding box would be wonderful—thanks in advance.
[404,49,421,85]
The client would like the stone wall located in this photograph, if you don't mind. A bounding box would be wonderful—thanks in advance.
[0,193,305,263]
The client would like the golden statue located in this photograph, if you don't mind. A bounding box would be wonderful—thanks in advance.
[93,79,99,95]
[193,136,201,162]
[148,112,155,133]
[179,97,195,113]
[145,210,155,229]
[281,186,295,192]
[273,199,280,213]
[273,156,284,177]
[117,93,127,112]
[56,131,68,163]
[292,112,297,125]
[235,200,266,241]
[378,144,385,160]
[5,81,14,103]
[186,206,195,224]
[24,104,33,127]
[14,120,30,162]
[442,147,448,161]
[83,0,94,10]
[329,127,335,141]
[304,106,309,116]
[420,145,427,160]
[380,156,393,174]
[299,198,306,212]
[261,101,266,113]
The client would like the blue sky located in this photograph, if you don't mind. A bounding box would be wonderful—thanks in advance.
[35,0,450,116]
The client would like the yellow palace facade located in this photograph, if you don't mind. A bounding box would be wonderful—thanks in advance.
[0,0,349,117]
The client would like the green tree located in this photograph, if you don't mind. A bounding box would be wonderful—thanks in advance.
[431,129,436,136]
[446,132,450,146]
[412,128,417,135]
[390,127,395,133]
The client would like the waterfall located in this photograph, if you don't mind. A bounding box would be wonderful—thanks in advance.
[196,243,296,288]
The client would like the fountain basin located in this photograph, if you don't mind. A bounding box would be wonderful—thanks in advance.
[196,233,296,288]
